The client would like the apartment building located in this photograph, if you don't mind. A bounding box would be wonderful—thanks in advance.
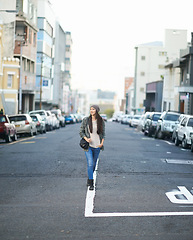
[36,0,55,110]
[134,41,166,114]
[53,21,72,113]
[0,0,20,114]
[15,0,38,113]
[175,33,193,114]
[162,29,187,112]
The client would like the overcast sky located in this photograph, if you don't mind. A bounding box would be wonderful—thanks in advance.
[52,0,193,98]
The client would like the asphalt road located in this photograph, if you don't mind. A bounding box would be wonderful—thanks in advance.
[0,122,193,240]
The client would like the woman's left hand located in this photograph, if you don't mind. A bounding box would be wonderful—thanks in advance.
[97,143,103,148]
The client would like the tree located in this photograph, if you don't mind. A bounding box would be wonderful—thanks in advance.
[104,109,114,119]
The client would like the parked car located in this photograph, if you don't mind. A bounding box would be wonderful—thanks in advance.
[137,114,145,131]
[121,114,130,124]
[65,115,74,124]
[9,114,37,137]
[155,111,180,139]
[29,110,51,131]
[174,115,193,148]
[30,114,46,134]
[51,113,60,129]
[190,135,193,152]
[0,114,17,142]
[141,112,151,132]
[100,114,107,122]
[171,114,185,142]
[130,115,141,127]
[46,111,54,130]
[128,116,134,126]
[51,109,66,127]
[144,112,162,137]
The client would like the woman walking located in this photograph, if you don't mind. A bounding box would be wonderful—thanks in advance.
[79,105,105,190]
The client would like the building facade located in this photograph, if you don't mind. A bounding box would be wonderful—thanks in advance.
[0,0,20,114]
[176,34,193,114]
[36,0,55,110]
[134,41,166,114]
[15,0,38,113]
[53,21,72,113]
[162,29,187,112]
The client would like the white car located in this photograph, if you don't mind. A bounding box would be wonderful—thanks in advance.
[175,115,193,148]
[155,111,180,139]
[130,115,141,127]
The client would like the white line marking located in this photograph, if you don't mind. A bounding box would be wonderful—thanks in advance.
[164,141,174,145]
[165,159,193,165]
[85,159,193,218]
[87,211,193,217]
[84,159,99,217]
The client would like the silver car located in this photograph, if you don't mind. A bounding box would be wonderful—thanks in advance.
[9,114,37,137]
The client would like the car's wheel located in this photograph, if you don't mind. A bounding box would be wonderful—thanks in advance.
[175,136,179,146]
[182,137,188,149]
[171,132,175,142]
[148,130,152,137]
[12,133,17,141]
[191,142,193,152]
[157,130,163,139]
[5,134,11,143]
[29,129,33,137]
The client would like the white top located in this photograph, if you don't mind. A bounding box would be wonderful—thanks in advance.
[89,120,100,148]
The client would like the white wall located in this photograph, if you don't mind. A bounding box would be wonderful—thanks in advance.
[135,42,166,111]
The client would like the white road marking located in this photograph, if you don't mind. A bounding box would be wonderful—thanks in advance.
[166,186,193,204]
[86,211,193,217]
[85,160,193,218]
[141,137,155,140]
[164,141,174,145]
[6,136,35,145]
[84,159,99,217]
[162,159,193,165]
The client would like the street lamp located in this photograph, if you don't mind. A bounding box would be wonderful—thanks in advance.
[17,34,26,114]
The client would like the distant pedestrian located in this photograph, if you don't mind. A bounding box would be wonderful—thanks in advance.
[79,105,105,190]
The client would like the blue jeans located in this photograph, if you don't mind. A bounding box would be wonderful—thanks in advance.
[85,146,100,180]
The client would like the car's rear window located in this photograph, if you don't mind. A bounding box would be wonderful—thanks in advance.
[31,111,44,116]
[165,114,179,121]
[9,116,27,122]
[0,116,6,122]
[152,114,161,121]
[31,116,38,121]
[187,118,193,127]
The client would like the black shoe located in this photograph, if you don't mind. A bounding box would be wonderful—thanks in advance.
[88,179,94,191]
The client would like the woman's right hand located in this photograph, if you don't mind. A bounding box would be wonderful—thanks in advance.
[84,137,91,143]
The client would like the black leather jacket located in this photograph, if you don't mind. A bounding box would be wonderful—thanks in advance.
[79,117,105,150]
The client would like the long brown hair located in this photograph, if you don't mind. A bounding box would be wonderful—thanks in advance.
[88,112,103,134]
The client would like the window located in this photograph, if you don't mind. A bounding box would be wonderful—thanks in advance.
[29,29,32,44]
[163,101,167,111]
[141,56,145,60]
[7,75,13,88]
[158,65,165,69]
[187,118,193,127]
[159,51,167,56]
[140,87,144,92]
[33,32,36,46]
[140,72,145,76]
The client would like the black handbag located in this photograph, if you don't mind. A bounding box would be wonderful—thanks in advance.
[79,138,89,149]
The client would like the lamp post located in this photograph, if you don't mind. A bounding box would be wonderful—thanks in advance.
[19,41,23,113]
[134,46,138,114]
[17,35,26,114]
